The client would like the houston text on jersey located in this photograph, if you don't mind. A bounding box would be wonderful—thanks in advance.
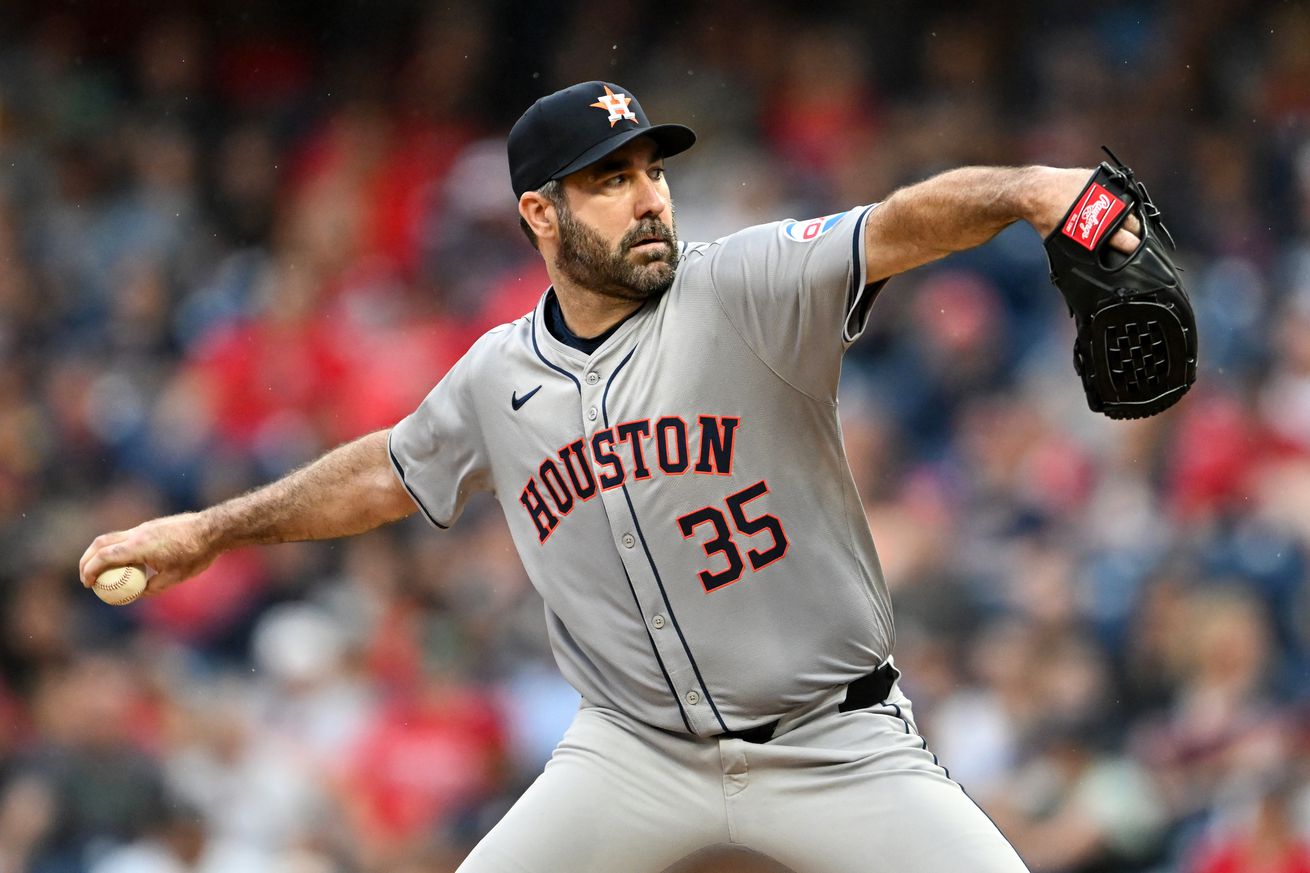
[519,414,741,542]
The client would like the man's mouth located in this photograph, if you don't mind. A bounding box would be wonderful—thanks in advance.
[628,235,670,253]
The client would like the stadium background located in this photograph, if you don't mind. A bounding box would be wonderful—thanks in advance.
[1,0,1308,871]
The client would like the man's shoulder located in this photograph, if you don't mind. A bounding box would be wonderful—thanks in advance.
[675,223,783,265]
[457,308,539,370]
[481,305,540,345]
[675,215,820,270]
[679,218,784,257]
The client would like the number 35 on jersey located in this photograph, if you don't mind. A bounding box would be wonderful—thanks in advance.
[518,413,790,593]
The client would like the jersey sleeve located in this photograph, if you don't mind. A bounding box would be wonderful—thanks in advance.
[705,204,886,399]
[387,347,491,529]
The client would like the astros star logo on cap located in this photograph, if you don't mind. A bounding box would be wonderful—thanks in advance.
[590,85,638,127]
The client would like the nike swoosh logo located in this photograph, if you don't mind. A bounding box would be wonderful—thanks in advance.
[511,385,542,411]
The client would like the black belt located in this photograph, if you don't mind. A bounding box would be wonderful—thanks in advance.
[718,661,901,744]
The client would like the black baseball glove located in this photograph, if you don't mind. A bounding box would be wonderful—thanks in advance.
[1044,148,1196,420]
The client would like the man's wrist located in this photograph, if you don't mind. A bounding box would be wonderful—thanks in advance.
[194,505,237,552]
[1018,166,1098,239]
[1010,166,1053,231]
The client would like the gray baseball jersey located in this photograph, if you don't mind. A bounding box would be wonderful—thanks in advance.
[389,205,893,737]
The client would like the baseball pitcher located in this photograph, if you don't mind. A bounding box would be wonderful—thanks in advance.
[80,81,1190,873]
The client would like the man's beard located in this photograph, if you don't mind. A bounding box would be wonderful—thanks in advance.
[553,203,679,302]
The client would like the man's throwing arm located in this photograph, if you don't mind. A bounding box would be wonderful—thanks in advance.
[78,429,416,597]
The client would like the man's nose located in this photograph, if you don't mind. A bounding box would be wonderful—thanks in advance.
[634,174,667,219]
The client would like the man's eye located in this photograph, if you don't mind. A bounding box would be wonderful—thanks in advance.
[605,175,626,187]
[651,168,665,181]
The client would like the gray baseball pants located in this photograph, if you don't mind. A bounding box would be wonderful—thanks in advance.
[456,671,1030,873]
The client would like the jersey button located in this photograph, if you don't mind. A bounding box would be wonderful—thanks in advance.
[621,533,636,549]
[587,407,598,421]
[686,690,701,705]
[585,372,600,385]
[652,614,665,629]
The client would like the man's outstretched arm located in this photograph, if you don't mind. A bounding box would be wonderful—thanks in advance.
[863,166,1142,284]
[78,429,416,596]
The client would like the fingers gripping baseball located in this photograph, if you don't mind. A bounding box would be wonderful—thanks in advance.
[79,512,219,597]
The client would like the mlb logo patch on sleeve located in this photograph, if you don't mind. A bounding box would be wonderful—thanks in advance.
[782,211,849,242]
[1061,182,1126,250]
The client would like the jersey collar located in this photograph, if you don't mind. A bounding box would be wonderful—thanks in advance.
[531,285,656,369]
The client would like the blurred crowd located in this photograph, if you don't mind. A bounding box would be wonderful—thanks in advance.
[1,0,1309,871]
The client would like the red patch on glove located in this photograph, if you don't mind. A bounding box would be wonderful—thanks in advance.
[1061,182,1127,250]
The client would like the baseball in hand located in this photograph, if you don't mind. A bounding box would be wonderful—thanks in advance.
[93,564,148,606]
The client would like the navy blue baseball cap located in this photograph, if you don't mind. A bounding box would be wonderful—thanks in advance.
[508,81,697,198]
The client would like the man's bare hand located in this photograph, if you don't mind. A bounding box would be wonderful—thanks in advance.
[1027,167,1142,255]
[79,512,220,598]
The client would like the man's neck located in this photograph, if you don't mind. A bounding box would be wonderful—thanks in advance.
[550,276,645,339]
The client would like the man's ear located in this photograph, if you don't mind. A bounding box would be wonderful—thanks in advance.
[519,191,557,243]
